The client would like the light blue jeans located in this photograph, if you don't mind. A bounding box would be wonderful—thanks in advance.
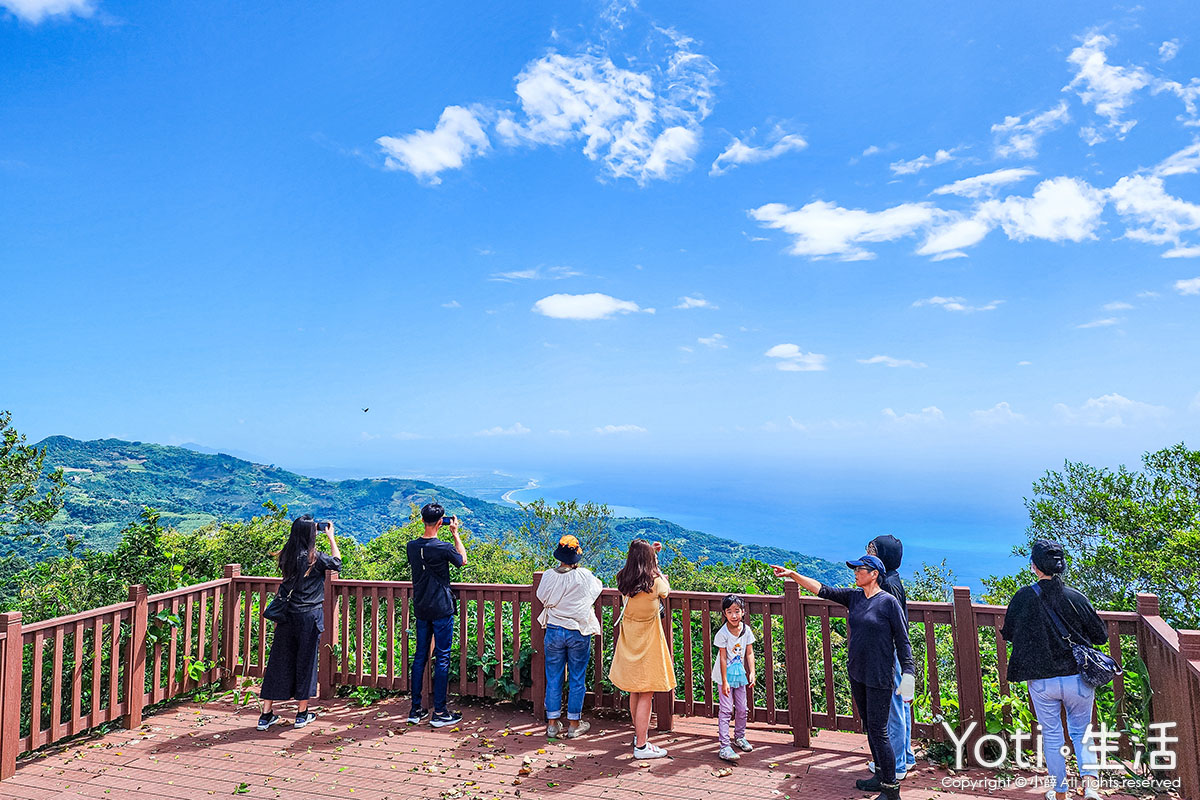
[889,654,916,774]
[1027,674,1099,793]
[544,625,592,721]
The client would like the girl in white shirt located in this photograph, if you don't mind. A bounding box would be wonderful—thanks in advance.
[713,594,756,762]
[536,534,603,738]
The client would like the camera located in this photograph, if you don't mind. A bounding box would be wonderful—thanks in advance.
[440,515,457,527]
[316,520,331,532]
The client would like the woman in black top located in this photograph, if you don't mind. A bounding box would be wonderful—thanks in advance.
[257,515,342,731]
[774,556,914,800]
[1000,540,1106,800]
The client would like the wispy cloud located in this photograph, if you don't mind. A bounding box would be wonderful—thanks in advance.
[594,424,648,435]
[912,296,1002,313]
[933,168,1038,198]
[1102,301,1133,311]
[1109,174,1200,253]
[883,406,945,425]
[1160,40,1180,62]
[1075,317,1121,329]
[764,343,827,372]
[991,101,1070,158]
[1064,32,1151,145]
[698,333,727,349]
[675,295,717,309]
[749,200,936,261]
[476,422,532,437]
[889,148,958,176]
[490,266,582,281]
[971,402,1026,425]
[533,292,650,320]
[1,0,93,23]
[1054,393,1169,427]
[857,355,927,369]
[441,300,462,309]
[1175,277,1200,295]
[710,126,807,176]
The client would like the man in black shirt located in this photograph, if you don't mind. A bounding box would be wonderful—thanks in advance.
[867,535,915,781]
[406,503,467,727]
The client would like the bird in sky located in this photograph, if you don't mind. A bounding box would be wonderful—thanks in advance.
[362,407,369,413]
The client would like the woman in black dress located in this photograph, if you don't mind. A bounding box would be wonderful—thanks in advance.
[257,514,341,730]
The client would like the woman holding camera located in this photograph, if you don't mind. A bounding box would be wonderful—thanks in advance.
[257,514,341,731]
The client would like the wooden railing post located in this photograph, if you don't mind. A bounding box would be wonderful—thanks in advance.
[220,565,241,688]
[782,583,812,746]
[0,612,23,780]
[655,601,674,732]
[530,572,546,722]
[951,587,985,765]
[124,585,148,729]
[319,569,338,699]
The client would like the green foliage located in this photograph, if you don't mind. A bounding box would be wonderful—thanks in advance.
[517,498,617,575]
[0,410,66,556]
[907,559,957,602]
[984,443,1200,628]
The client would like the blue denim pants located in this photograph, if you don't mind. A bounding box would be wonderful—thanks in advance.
[1027,674,1099,793]
[543,625,592,721]
[888,653,916,774]
[410,615,455,713]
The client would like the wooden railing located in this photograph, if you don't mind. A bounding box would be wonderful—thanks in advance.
[1,569,1198,799]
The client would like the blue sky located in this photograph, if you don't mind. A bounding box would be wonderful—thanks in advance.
[3,0,1199,515]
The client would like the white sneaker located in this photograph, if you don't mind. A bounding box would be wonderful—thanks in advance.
[633,742,668,759]
[718,745,740,761]
[733,736,753,752]
[1083,789,1102,800]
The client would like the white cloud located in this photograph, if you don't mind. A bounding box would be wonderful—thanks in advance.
[549,428,571,436]
[1160,40,1180,62]
[1165,245,1200,258]
[441,300,462,309]
[710,128,807,176]
[765,343,828,372]
[858,355,927,369]
[490,266,582,281]
[749,200,936,261]
[1108,174,1200,251]
[698,333,727,349]
[912,296,1002,313]
[495,28,716,185]
[862,145,883,157]
[1137,290,1160,298]
[1076,317,1121,329]
[1017,360,1032,366]
[1102,301,1133,311]
[675,295,717,309]
[979,176,1106,242]
[1064,33,1151,144]
[971,402,1026,425]
[933,168,1038,198]
[889,148,958,176]
[377,105,490,185]
[532,292,646,320]
[991,102,1070,158]
[916,214,992,258]
[883,406,945,425]
[1156,78,1200,127]
[1154,142,1200,177]
[476,422,532,437]
[1054,393,1169,427]
[1,0,92,23]
[1175,277,1200,295]
[594,424,648,435]
[786,415,807,432]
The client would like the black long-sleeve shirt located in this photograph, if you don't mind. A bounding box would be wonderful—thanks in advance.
[1000,576,1108,683]
[280,551,341,610]
[819,584,915,689]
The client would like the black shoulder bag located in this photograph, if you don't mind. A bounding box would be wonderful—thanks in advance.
[264,560,316,623]
[1032,582,1121,688]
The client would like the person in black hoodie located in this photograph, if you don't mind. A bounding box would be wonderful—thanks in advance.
[867,535,914,781]
[1000,540,1106,800]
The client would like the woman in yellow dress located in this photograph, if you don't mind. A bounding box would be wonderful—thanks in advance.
[608,539,676,759]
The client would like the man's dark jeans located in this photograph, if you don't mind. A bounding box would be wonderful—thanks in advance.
[410,615,454,713]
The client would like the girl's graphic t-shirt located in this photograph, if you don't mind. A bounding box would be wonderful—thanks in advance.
[711,623,756,686]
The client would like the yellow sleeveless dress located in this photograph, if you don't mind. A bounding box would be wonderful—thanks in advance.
[608,577,677,693]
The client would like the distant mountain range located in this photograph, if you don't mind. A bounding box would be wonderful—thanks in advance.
[34,436,844,583]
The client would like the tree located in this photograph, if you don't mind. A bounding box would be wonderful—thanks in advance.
[516,499,617,576]
[985,443,1200,628]
[0,410,66,553]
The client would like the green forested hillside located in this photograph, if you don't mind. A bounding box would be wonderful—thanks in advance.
[36,436,844,583]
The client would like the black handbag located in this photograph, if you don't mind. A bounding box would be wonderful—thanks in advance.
[1033,582,1121,688]
[263,585,293,623]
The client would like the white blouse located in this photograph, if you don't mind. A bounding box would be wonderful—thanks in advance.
[536,566,603,636]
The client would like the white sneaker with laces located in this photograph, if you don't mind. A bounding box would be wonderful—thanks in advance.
[718,745,740,761]
[733,736,753,752]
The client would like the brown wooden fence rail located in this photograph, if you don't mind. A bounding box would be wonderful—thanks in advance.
[1,569,1197,798]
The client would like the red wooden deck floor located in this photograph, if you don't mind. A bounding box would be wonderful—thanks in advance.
[5,697,1137,800]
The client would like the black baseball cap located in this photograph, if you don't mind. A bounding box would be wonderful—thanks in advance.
[845,554,886,573]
